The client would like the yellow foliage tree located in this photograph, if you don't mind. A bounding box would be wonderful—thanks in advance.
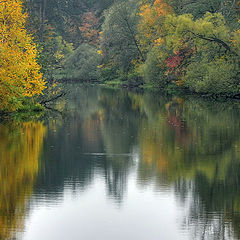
[138,0,173,53]
[0,0,45,111]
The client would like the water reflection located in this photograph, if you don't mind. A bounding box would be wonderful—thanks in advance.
[0,121,46,239]
[1,85,240,239]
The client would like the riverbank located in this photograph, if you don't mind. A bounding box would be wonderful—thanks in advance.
[55,80,240,100]
[1,80,240,121]
[0,103,44,121]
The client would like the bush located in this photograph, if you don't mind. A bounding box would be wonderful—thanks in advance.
[183,58,240,94]
[140,49,169,88]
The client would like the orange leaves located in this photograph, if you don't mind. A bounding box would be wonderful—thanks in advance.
[0,0,45,111]
[79,11,99,45]
[139,4,151,17]
[138,0,173,52]
[153,0,173,16]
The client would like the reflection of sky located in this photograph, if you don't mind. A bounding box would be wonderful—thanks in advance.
[23,172,188,240]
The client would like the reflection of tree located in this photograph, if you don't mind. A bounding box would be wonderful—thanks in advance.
[0,121,46,239]
[183,160,240,240]
[175,174,238,240]
[99,89,139,202]
[37,87,140,203]
[133,93,240,239]
[35,86,103,199]
[102,161,128,203]
[23,85,240,238]
[37,87,137,204]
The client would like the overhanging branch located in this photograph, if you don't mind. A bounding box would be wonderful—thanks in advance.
[188,30,238,56]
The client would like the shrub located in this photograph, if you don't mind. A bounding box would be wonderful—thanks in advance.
[183,58,240,94]
[140,49,169,88]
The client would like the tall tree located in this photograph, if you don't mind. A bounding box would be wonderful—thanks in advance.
[100,0,143,73]
[137,0,173,54]
[0,0,45,111]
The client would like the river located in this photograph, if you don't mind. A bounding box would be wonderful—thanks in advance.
[0,84,240,240]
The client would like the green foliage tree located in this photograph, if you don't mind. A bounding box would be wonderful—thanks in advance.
[55,44,101,81]
[139,47,169,87]
[100,0,143,77]
[164,12,240,94]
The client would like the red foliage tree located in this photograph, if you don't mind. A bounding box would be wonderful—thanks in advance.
[165,48,195,76]
[79,11,99,45]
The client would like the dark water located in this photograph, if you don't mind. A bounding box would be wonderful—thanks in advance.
[1,84,240,240]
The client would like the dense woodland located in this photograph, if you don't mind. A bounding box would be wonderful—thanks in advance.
[1,0,240,111]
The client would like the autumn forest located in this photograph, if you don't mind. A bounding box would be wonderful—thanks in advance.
[0,0,240,112]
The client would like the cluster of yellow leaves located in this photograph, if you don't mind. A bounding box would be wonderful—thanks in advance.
[97,49,103,55]
[154,37,164,46]
[97,64,104,69]
[0,0,46,111]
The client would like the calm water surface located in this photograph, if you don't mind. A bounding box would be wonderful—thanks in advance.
[1,84,240,240]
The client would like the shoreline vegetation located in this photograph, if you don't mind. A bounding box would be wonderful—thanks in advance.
[49,79,240,99]
[0,0,240,115]
[1,80,240,122]
[1,79,240,120]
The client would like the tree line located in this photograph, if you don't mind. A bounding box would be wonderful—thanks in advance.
[98,0,240,95]
[32,0,240,95]
[1,0,240,111]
